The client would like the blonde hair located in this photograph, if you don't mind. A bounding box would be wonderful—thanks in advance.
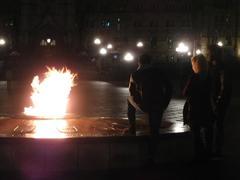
[191,54,208,73]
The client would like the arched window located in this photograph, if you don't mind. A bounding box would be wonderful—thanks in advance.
[40,39,56,46]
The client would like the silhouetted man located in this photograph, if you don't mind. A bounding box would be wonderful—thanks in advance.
[127,54,172,162]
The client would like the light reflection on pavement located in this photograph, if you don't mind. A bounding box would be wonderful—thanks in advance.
[0,81,189,137]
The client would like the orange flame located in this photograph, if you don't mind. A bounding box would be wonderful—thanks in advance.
[32,120,68,139]
[24,67,77,118]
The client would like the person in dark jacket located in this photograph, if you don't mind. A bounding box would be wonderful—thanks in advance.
[128,54,172,135]
[207,45,232,157]
[183,54,213,161]
[127,54,172,162]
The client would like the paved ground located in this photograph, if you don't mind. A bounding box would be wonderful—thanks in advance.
[0,79,239,179]
[0,80,187,137]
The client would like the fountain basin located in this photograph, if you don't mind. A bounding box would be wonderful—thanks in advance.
[0,117,193,172]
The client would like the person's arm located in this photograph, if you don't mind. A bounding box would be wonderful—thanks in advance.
[129,73,142,104]
[129,74,136,96]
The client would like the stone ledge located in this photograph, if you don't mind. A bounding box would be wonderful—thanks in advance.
[0,118,193,171]
[0,132,193,171]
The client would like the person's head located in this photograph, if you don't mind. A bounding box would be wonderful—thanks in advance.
[207,44,223,66]
[191,54,208,74]
[138,54,152,67]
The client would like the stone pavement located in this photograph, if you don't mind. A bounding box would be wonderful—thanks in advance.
[0,80,188,137]
[0,80,185,121]
[0,80,239,179]
[0,80,192,179]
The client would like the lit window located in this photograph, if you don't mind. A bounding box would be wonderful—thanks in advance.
[51,40,56,46]
[40,39,56,46]
[0,38,6,46]
[40,40,45,46]
[46,38,51,44]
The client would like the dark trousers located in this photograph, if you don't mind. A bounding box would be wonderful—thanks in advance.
[214,106,228,154]
[192,124,213,159]
[127,98,163,135]
[127,99,137,133]
[127,97,163,160]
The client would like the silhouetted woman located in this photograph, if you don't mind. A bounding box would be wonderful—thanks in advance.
[183,54,213,161]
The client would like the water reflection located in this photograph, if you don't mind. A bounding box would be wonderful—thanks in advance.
[0,81,188,138]
[171,122,190,133]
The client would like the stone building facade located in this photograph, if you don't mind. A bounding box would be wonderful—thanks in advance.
[19,0,78,56]
[77,0,193,61]
[0,0,239,60]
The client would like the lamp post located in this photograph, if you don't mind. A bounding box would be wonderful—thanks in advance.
[0,37,12,92]
[136,41,144,48]
[0,38,6,46]
[175,42,190,95]
[0,38,6,58]
[196,49,201,55]
[136,41,144,61]
[97,47,108,76]
[0,37,7,58]
[94,38,101,45]
[175,42,190,63]
[46,38,51,44]
[0,38,6,73]
[107,43,113,49]
[217,41,223,47]
[123,52,134,62]
[99,48,107,56]
[176,42,189,54]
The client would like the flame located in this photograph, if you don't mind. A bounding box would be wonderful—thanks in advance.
[24,67,77,118]
[32,120,68,139]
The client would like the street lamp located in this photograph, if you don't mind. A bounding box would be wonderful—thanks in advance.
[136,41,144,48]
[107,43,113,49]
[176,42,189,53]
[175,42,189,92]
[0,38,6,46]
[46,38,51,44]
[99,48,107,55]
[217,41,223,47]
[94,38,101,45]
[124,52,134,62]
[196,49,201,55]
